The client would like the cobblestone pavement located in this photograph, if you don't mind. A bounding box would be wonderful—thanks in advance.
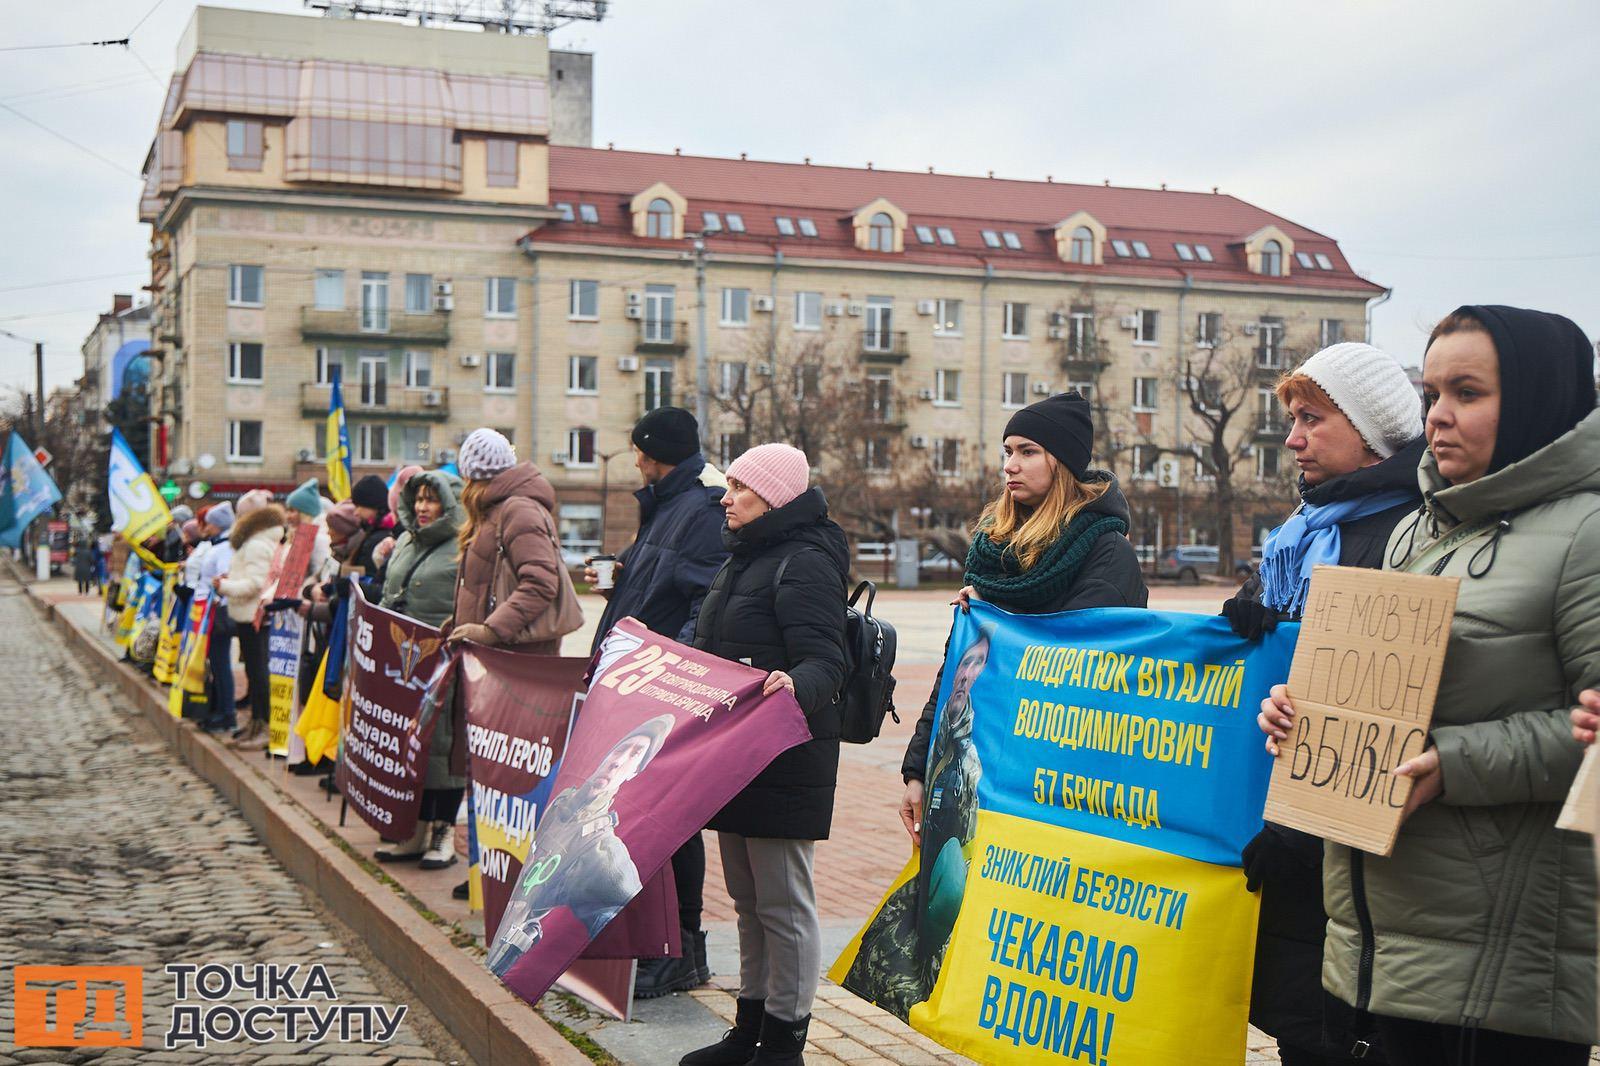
[0,579,464,1065]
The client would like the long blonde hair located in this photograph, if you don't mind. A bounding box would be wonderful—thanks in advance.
[457,479,492,556]
[974,457,1109,570]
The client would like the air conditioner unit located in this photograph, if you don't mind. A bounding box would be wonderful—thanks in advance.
[825,302,847,317]
[433,294,454,312]
[1157,456,1181,489]
[459,353,482,368]
[423,390,443,406]
[755,362,774,377]
[1048,326,1066,340]
[918,388,936,400]
[296,448,314,463]
[846,302,864,317]
[752,295,775,312]
[626,291,643,306]
[1048,311,1068,326]
[909,435,930,449]
[625,306,644,320]
[617,356,640,372]
[916,299,936,316]
[434,281,454,297]
[437,448,458,463]
[1032,381,1051,395]
[1119,314,1139,330]
[552,451,570,465]
[1242,322,1261,336]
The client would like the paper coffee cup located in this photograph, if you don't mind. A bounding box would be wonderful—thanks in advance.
[591,555,617,591]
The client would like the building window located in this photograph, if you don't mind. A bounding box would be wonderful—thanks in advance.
[1110,240,1131,258]
[718,360,747,399]
[1315,253,1333,270]
[702,210,722,232]
[866,372,893,422]
[643,360,674,411]
[566,427,597,466]
[794,291,822,331]
[1257,321,1284,368]
[646,197,674,239]
[486,138,518,187]
[356,424,388,463]
[1296,251,1315,270]
[555,201,575,221]
[578,202,599,224]
[936,226,956,245]
[933,438,961,477]
[934,298,962,336]
[1260,240,1284,277]
[1257,445,1283,480]
[568,354,598,394]
[1194,244,1214,262]
[644,284,675,344]
[1196,312,1221,347]
[229,264,263,306]
[1069,227,1095,263]
[1134,309,1159,344]
[399,425,430,462]
[1192,445,1215,482]
[798,218,818,238]
[569,279,599,319]
[1175,243,1195,261]
[1002,372,1028,408]
[864,437,891,471]
[314,269,344,310]
[1068,379,1095,402]
[485,276,517,318]
[864,296,893,351]
[1002,301,1029,339]
[868,212,895,252]
[1131,241,1151,258]
[934,368,961,406]
[404,273,432,314]
[227,342,263,383]
[315,347,342,385]
[724,213,745,233]
[1002,231,1023,250]
[226,119,263,171]
[775,217,796,237]
[914,225,935,244]
[485,352,516,391]
[1320,318,1344,347]
[721,287,750,326]
[360,272,389,332]
[792,363,822,400]
[1066,311,1095,358]
[1131,445,1159,481]
[355,353,388,405]
[559,503,603,557]
[981,230,1002,249]
[1133,377,1158,412]
[403,351,432,388]
[717,432,748,468]
[228,419,263,462]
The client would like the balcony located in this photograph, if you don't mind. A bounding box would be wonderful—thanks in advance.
[1256,413,1289,438]
[300,382,450,422]
[858,330,910,363]
[634,318,689,353]
[300,306,451,346]
[1057,338,1111,371]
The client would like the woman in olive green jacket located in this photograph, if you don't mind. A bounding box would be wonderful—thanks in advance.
[1261,305,1599,1064]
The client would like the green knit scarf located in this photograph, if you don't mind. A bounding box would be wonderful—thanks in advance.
[963,512,1128,612]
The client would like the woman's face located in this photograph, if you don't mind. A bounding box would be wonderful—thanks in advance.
[1423,330,1501,485]
[1001,436,1056,507]
[1285,395,1376,485]
[413,487,442,528]
[950,638,990,706]
[722,477,771,530]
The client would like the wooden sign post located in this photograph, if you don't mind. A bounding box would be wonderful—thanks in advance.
[1263,565,1460,855]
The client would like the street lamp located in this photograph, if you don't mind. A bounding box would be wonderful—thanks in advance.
[597,447,628,553]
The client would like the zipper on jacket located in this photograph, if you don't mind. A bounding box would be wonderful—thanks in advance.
[1350,850,1376,1011]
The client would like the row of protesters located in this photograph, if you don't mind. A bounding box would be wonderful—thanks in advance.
[1252,306,1599,1066]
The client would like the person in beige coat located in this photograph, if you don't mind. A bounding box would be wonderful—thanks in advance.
[215,497,286,743]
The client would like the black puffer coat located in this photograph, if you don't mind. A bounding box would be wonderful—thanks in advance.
[1234,436,1423,1059]
[693,488,849,840]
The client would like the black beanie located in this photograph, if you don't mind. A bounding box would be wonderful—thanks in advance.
[350,474,389,513]
[631,406,700,465]
[1003,392,1095,477]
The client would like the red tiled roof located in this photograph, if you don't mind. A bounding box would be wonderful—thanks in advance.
[532,146,1384,294]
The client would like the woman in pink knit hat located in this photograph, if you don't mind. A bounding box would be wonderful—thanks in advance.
[681,442,848,1066]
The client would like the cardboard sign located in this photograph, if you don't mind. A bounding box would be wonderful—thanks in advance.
[1557,745,1600,836]
[1264,565,1459,855]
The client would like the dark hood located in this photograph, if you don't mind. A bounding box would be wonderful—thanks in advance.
[1440,305,1596,474]
[1080,468,1132,526]
[481,461,556,513]
[724,487,850,573]
[1301,435,1426,508]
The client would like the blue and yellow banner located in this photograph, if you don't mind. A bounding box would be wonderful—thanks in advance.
[831,603,1296,1066]
[0,432,62,549]
[325,367,352,503]
[108,428,176,571]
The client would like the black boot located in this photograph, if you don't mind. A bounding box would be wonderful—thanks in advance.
[751,1010,809,1066]
[692,928,712,984]
[680,997,762,1066]
[634,929,710,999]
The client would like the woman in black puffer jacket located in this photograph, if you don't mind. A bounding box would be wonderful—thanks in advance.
[681,443,848,1066]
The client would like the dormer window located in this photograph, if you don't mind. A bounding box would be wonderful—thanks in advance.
[776,217,796,236]
[851,198,907,253]
[1111,240,1131,257]
[1001,231,1022,250]
[1131,241,1151,258]
[725,213,746,233]
[869,213,895,252]
[798,218,818,238]
[1315,253,1333,270]
[936,227,956,245]
[629,182,687,240]
[981,230,1001,248]
[703,211,722,232]
[1296,251,1314,269]
[555,201,575,221]
[1194,244,1214,262]
[578,203,599,223]
[1175,243,1195,261]
[646,198,674,239]
[1260,240,1283,276]
[1070,228,1095,263]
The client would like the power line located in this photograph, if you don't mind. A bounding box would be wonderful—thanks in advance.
[0,38,129,53]
[0,102,139,178]
[128,0,171,38]
[0,271,147,295]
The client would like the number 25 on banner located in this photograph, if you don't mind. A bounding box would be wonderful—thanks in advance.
[598,644,678,695]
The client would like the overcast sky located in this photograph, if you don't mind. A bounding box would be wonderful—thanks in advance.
[2,0,1596,397]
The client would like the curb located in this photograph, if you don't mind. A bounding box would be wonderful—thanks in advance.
[28,586,591,1066]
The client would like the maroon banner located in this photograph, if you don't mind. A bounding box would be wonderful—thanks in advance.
[336,585,445,839]
[256,522,318,626]
[485,617,814,1006]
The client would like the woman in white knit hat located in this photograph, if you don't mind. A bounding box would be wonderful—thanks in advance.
[1223,340,1425,1066]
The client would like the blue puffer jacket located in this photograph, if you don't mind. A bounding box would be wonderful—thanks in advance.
[592,453,730,649]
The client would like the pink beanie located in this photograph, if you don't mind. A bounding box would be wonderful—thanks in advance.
[727,443,810,509]
[389,465,424,514]
[235,488,273,517]
[324,501,362,540]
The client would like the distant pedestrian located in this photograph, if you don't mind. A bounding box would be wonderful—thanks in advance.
[72,541,95,595]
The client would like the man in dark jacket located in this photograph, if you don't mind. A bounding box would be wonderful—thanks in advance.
[584,406,729,999]
[1222,342,1424,1066]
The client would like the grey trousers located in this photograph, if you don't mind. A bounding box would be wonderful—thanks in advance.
[718,832,821,1022]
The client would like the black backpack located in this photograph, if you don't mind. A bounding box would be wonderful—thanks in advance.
[773,551,899,744]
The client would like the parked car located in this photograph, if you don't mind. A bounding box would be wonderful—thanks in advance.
[1155,545,1251,583]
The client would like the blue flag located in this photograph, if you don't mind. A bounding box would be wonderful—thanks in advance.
[0,433,62,549]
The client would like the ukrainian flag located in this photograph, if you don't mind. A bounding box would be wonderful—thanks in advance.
[108,428,176,571]
[326,365,353,502]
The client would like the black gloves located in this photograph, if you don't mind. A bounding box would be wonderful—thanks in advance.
[1222,596,1279,641]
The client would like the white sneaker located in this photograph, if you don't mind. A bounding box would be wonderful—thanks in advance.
[374,820,429,863]
[419,821,457,869]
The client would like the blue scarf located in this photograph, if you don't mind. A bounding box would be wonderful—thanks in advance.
[1258,490,1415,616]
